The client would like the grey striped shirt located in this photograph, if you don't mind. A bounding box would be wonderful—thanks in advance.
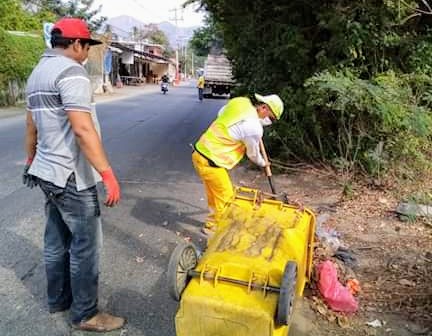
[25,49,102,191]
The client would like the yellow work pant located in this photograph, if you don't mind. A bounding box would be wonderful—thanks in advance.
[192,151,234,228]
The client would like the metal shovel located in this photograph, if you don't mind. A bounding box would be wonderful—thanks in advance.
[259,140,290,203]
[259,139,277,194]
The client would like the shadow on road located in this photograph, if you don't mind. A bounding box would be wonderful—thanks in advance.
[126,193,207,245]
[106,283,177,336]
[0,228,46,308]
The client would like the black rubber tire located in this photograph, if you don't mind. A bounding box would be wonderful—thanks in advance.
[167,242,199,301]
[276,261,297,326]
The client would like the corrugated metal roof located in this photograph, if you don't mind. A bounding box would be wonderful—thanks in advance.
[110,41,171,63]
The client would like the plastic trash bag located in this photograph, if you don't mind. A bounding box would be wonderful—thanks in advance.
[317,260,358,313]
[333,247,358,268]
[315,214,342,253]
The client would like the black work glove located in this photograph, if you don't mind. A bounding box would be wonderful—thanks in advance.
[23,159,38,189]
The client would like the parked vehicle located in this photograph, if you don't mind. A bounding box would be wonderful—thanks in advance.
[161,82,168,94]
[203,52,235,98]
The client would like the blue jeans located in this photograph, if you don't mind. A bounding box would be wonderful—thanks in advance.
[38,174,101,323]
[198,88,203,100]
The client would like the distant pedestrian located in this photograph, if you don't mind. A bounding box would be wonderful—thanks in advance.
[24,17,125,332]
[197,74,205,101]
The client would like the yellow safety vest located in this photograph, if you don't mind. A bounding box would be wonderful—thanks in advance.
[197,76,205,89]
[195,97,258,169]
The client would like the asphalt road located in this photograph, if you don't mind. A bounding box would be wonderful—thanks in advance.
[0,83,227,336]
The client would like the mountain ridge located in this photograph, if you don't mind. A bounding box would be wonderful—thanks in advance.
[104,15,198,47]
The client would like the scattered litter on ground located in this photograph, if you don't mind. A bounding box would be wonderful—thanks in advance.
[316,230,342,254]
[333,247,358,268]
[346,279,361,295]
[395,201,432,219]
[233,166,432,334]
[316,213,331,226]
[317,260,358,313]
[366,319,383,328]
[337,315,350,329]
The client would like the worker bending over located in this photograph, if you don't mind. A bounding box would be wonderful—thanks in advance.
[192,93,284,235]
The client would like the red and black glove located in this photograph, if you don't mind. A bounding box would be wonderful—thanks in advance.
[23,157,38,189]
[100,167,121,207]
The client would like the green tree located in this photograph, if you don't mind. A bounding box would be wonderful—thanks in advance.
[189,15,222,56]
[187,0,432,178]
[0,0,54,31]
[22,0,106,30]
[145,27,174,58]
[0,28,45,105]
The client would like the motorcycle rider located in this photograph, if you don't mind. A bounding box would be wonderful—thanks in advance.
[161,73,169,83]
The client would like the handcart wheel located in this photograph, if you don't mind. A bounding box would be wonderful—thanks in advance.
[167,242,199,301]
[276,261,297,325]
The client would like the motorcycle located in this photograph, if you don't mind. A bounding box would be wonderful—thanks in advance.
[161,82,168,94]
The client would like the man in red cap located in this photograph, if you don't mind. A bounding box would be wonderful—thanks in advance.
[24,18,125,332]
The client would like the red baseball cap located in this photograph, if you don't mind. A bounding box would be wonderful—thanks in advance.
[52,17,102,45]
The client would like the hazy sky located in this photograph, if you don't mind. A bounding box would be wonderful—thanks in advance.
[91,0,205,27]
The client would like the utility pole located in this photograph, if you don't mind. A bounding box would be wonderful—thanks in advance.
[178,36,188,78]
[184,43,187,77]
[169,7,183,85]
[192,52,194,77]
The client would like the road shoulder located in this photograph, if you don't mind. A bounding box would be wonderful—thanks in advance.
[0,84,161,120]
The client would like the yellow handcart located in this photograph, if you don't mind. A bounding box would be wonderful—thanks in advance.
[167,187,316,336]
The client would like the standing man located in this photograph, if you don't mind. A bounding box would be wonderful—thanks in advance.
[192,94,284,235]
[23,18,125,332]
[197,73,205,101]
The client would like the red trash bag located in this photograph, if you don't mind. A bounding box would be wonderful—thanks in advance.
[317,261,358,313]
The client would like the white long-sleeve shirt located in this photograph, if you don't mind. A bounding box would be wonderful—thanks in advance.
[218,105,266,167]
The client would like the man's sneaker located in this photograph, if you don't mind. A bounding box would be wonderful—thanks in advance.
[73,312,125,332]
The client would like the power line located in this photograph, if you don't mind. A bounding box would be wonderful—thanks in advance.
[169,7,184,81]
[169,7,184,48]
[131,0,169,22]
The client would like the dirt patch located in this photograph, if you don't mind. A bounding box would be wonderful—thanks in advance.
[232,165,432,336]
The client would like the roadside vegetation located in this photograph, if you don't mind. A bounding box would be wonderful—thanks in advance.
[0,0,109,106]
[188,0,432,186]
[188,1,432,333]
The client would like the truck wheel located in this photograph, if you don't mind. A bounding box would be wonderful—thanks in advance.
[167,242,199,301]
[276,261,297,325]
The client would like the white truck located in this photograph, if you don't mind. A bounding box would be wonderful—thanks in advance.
[203,52,235,98]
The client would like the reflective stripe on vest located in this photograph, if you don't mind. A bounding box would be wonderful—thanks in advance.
[195,97,258,169]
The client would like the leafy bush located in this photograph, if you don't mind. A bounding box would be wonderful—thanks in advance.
[0,30,45,84]
[0,29,45,105]
[191,0,432,179]
[304,70,432,175]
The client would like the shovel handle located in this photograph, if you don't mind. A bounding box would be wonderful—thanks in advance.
[259,140,272,177]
